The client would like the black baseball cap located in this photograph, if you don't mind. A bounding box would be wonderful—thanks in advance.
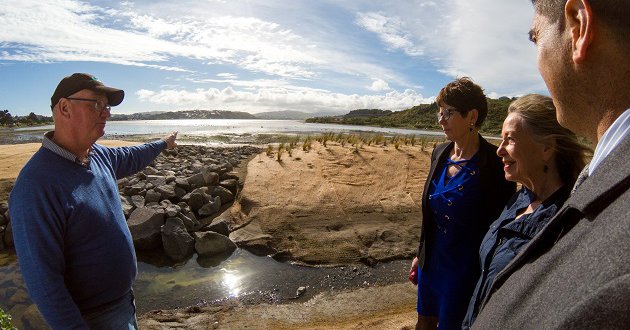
[50,73,124,110]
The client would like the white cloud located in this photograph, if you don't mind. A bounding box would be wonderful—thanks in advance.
[135,85,431,113]
[0,0,323,78]
[368,79,392,92]
[400,0,545,95]
[217,73,238,79]
[355,12,423,57]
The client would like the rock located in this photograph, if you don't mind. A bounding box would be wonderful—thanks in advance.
[296,286,307,297]
[120,196,135,218]
[156,183,177,201]
[145,189,162,203]
[194,231,237,257]
[165,205,180,218]
[200,168,220,186]
[187,173,206,189]
[161,217,195,261]
[211,186,234,203]
[198,196,221,217]
[175,187,187,199]
[144,166,159,175]
[204,215,231,236]
[177,212,201,232]
[188,192,205,212]
[175,178,190,191]
[127,207,165,250]
[9,288,28,304]
[219,179,239,195]
[146,175,167,187]
[165,175,176,184]
[220,172,239,181]
[3,221,13,248]
[125,183,145,196]
[131,195,145,209]
[229,222,275,256]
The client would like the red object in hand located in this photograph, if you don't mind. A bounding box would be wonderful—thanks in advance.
[409,269,418,285]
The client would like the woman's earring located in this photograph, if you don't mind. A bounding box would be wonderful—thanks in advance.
[469,123,474,132]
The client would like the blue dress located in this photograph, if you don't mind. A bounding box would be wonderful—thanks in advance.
[418,155,483,329]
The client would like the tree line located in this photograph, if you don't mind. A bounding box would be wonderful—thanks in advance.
[306,97,515,135]
[0,109,53,127]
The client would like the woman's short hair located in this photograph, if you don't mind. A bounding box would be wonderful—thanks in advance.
[436,77,488,127]
[508,94,591,185]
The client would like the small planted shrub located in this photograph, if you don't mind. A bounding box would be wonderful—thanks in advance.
[277,143,285,161]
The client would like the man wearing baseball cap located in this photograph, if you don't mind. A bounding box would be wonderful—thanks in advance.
[9,73,178,328]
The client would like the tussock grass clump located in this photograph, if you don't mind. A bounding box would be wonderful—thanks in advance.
[277,143,285,161]
[302,136,312,151]
[266,145,273,157]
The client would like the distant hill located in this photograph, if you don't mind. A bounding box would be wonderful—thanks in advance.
[305,97,515,135]
[255,110,346,120]
[111,110,257,121]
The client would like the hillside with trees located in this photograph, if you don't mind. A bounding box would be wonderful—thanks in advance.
[306,97,515,135]
[111,109,256,121]
[0,109,52,127]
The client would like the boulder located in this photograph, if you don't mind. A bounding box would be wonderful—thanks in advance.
[146,175,167,187]
[144,166,159,175]
[120,196,134,218]
[145,189,162,203]
[131,195,145,209]
[187,192,205,212]
[177,212,201,232]
[187,173,206,189]
[127,207,165,250]
[211,186,234,203]
[175,187,187,199]
[174,178,190,191]
[219,179,238,195]
[161,217,195,261]
[194,231,237,257]
[198,196,221,217]
[156,183,177,201]
[204,216,230,236]
[125,183,145,196]
[229,222,275,256]
[200,168,219,186]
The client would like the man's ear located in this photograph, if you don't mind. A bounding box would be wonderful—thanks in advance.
[57,99,72,119]
[565,0,594,64]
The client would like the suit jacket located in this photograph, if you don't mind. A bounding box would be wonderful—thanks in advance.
[473,135,630,329]
[417,135,515,269]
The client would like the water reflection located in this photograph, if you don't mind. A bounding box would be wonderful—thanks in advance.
[221,270,242,297]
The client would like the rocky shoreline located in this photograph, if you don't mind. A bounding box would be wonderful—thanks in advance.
[1,139,426,329]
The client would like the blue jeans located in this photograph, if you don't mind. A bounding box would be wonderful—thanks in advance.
[82,291,138,329]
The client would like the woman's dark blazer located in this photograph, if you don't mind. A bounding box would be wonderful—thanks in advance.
[417,135,516,270]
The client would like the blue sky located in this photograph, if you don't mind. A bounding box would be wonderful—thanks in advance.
[0,0,545,116]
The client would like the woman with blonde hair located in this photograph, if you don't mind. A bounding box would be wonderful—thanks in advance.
[462,94,591,328]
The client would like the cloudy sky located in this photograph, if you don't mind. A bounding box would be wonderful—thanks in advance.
[0,0,545,116]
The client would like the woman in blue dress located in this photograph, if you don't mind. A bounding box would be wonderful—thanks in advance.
[408,77,515,329]
[461,94,590,328]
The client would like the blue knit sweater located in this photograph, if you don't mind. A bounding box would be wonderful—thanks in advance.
[9,140,166,329]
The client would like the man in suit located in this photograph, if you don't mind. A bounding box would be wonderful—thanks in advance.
[472,0,629,328]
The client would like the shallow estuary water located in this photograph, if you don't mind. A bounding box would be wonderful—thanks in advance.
[1,248,409,329]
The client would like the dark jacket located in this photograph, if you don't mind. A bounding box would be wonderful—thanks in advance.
[472,135,630,329]
[417,135,516,269]
[462,185,570,328]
